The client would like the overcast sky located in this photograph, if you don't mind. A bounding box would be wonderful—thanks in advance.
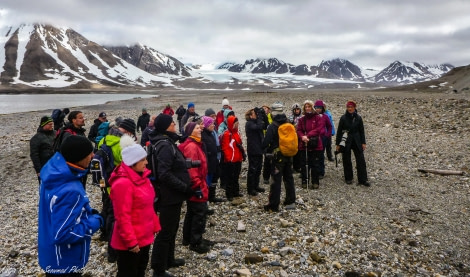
[1,0,470,69]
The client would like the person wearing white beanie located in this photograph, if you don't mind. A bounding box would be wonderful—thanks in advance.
[108,138,161,276]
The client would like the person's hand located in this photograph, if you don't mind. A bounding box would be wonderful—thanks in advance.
[336,145,340,152]
[37,173,40,177]
[302,135,309,143]
[130,245,140,253]
[362,144,366,151]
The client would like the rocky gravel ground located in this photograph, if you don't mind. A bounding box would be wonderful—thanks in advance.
[0,90,469,277]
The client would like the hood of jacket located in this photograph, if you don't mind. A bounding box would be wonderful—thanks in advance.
[108,162,151,187]
[40,152,88,190]
[227,115,238,132]
[272,113,288,124]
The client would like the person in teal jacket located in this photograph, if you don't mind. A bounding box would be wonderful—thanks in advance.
[38,136,103,276]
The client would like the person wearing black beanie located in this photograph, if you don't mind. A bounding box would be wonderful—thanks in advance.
[38,134,102,276]
[30,116,55,183]
[148,114,192,277]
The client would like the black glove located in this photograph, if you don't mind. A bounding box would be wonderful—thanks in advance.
[192,188,203,199]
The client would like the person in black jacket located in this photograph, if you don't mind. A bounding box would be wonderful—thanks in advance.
[175,105,186,134]
[30,116,55,183]
[149,114,192,277]
[137,108,150,133]
[245,108,266,196]
[201,116,225,203]
[335,100,370,186]
[87,112,107,148]
[262,103,296,212]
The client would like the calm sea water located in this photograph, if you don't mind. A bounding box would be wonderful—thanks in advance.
[0,93,157,114]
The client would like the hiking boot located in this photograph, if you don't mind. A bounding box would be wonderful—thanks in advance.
[345,179,353,185]
[189,243,210,254]
[319,175,324,180]
[263,179,270,185]
[312,183,319,189]
[263,205,280,212]
[153,271,174,277]
[202,238,216,246]
[285,203,295,210]
[255,186,265,193]
[328,157,334,162]
[234,193,244,197]
[209,197,226,203]
[359,181,371,187]
[168,258,185,268]
[248,190,258,196]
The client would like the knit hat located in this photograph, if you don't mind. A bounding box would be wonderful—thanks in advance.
[271,102,284,116]
[202,116,214,129]
[346,100,356,108]
[314,100,324,108]
[40,116,53,127]
[115,116,123,127]
[60,136,93,163]
[222,98,230,106]
[154,114,173,133]
[205,108,216,116]
[121,143,147,166]
[188,102,195,109]
[119,119,136,136]
[185,122,198,136]
[98,112,107,118]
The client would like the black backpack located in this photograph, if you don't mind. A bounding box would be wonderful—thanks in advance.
[90,137,115,191]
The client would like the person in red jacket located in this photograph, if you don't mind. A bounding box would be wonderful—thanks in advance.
[296,100,328,190]
[162,104,175,116]
[109,140,161,277]
[178,122,211,254]
[220,115,245,201]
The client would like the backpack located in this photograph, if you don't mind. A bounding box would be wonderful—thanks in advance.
[146,139,176,183]
[51,109,62,122]
[276,122,298,157]
[52,127,76,152]
[95,122,110,145]
[90,137,115,189]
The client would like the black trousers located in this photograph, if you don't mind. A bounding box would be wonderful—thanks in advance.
[116,245,150,277]
[342,143,368,183]
[247,154,263,192]
[224,162,241,198]
[292,150,302,172]
[267,154,296,208]
[183,201,208,245]
[300,150,322,185]
[151,202,183,274]
[262,154,271,182]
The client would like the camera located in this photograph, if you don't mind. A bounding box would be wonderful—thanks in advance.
[339,131,348,148]
[185,158,201,169]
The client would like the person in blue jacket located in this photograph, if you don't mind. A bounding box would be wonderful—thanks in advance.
[38,135,103,276]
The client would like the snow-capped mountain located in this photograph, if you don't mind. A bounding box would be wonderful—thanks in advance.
[318,58,365,81]
[221,58,294,74]
[107,44,192,77]
[373,61,454,85]
[0,24,186,88]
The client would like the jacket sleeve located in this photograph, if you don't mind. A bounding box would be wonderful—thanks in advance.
[156,143,191,194]
[296,117,305,139]
[110,178,138,248]
[220,131,231,162]
[262,125,275,152]
[29,135,42,173]
[184,144,205,191]
[358,116,366,145]
[51,190,102,245]
[153,213,161,233]
[324,115,332,138]
[335,117,344,146]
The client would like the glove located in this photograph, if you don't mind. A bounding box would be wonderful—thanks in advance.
[192,189,203,199]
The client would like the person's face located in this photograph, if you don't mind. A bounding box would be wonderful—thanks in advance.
[233,121,239,130]
[191,124,202,138]
[166,121,177,133]
[73,113,85,127]
[250,111,257,120]
[294,108,301,115]
[223,105,229,109]
[206,122,215,132]
[118,127,133,137]
[131,157,148,173]
[263,107,270,114]
[314,106,323,113]
[347,105,355,113]
[43,122,54,131]
[209,114,216,120]
[304,104,313,113]
[99,116,107,122]
[188,107,195,113]
[76,152,94,169]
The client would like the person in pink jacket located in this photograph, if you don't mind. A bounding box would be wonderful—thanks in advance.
[296,100,329,190]
[178,122,211,254]
[109,138,161,277]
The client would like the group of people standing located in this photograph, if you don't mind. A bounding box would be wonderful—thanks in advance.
[30,98,369,277]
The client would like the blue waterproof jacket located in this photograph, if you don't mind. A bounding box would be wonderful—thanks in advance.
[38,152,102,274]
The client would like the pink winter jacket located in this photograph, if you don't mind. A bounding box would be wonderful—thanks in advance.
[109,163,161,250]
[296,112,329,151]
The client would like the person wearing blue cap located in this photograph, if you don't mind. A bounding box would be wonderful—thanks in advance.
[180,102,199,136]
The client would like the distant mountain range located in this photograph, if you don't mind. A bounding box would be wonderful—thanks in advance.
[0,23,459,90]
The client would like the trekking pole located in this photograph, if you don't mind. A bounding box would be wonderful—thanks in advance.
[305,142,310,195]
